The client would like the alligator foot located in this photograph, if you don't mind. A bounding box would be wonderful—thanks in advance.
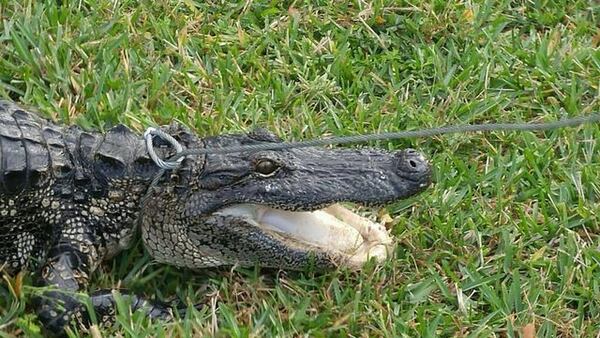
[35,288,190,336]
[34,241,192,336]
[90,290,176,324]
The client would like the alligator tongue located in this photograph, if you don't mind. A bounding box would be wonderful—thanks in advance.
[258,208,364,253]
[213,204,371,255]
[215,203,392,259]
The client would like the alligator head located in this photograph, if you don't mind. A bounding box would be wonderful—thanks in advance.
[140,128,431,270]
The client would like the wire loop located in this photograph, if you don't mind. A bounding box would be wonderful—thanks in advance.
[143,127,185,170]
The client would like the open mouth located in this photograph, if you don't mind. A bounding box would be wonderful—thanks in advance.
[215,203,394,268]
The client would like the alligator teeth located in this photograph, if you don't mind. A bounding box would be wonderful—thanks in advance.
[322,204,393,267]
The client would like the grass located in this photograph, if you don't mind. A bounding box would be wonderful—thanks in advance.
[0,0,599,336]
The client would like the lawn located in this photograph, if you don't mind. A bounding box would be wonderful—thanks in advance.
[0,0,599,337]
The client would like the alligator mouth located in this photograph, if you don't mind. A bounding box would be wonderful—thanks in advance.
[215,203,393,268]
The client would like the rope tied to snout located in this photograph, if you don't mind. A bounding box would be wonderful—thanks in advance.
[144,113,600,171]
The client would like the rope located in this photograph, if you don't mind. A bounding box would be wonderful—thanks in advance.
[145,113,600,170]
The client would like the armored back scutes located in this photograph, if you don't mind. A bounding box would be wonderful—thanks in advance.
[0,101,160,196]
[0,101,63,194]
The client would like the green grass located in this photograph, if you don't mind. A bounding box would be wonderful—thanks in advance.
[1,0,599,336]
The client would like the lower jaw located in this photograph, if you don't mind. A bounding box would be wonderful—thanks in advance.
[215,203,394,268]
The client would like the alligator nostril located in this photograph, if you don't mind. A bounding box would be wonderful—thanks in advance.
[395,149,430,175]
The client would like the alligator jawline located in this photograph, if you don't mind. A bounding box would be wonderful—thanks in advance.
[215,203,393,267]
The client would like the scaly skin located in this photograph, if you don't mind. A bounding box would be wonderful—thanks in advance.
[0,100,432,335]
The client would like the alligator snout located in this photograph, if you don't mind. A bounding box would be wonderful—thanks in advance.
[395,148,432,184]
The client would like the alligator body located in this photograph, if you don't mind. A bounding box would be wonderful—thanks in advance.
[0,100,431,335]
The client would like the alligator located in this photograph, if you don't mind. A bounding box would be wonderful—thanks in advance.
[0,100,432,335]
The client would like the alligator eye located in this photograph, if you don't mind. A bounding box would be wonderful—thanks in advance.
[255,159,279,176]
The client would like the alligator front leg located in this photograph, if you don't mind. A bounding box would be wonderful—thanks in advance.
[34,241,177,335]
[34,242,94,335]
